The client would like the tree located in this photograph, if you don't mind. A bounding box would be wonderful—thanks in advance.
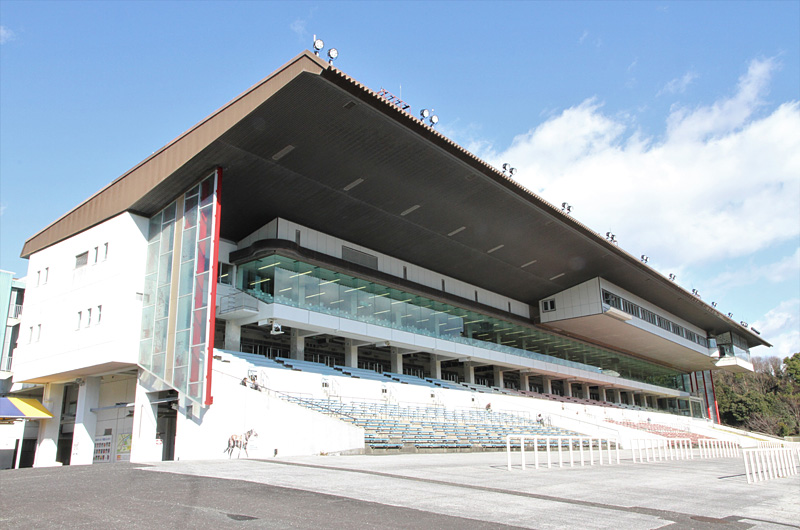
[785,353,800,386]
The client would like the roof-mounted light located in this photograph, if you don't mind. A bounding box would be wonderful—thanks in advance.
[420,109,430,119]
[640,255,649,263]
[327,48,338,63]
[313,37,324,55]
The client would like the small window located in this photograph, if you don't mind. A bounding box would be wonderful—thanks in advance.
[36,271,41,287]
[36,324,41,342]
[29,327,33,343]
[474,290,478,302]
[44,267,49,284]
[295,229,301,245]
[75,251,89,268]
[542,299,556,312]
[103,242,109,260]
[93,247,99,263]
[86,308,92,327]
[77,311,82,330]
[217,263,233,285]
[441,279,446,291]
[97,305,102,324]
[403,266,408,280]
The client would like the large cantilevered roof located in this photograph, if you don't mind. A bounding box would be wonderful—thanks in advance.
[21,51,769,349]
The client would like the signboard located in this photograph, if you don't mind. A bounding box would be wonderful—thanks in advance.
[93,435,113,463]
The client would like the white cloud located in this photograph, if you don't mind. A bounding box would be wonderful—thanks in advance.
[751,299,800,358]
[478,57,800,270]
[707,248,800,292]
[578,30,589,45]
[0,26,14,44]
[290,19,307,40]
[657,71,697,96]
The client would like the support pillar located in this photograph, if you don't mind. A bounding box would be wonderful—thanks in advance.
[344,339,359,368]
[464,363,475,385]
[34,383,65,467]
[290,328,305,361]
[581,383,591,400]
[493,366,505,389]
[224,321,241,351]
[70,376,101,466]
[429,354,442,380]
[627,391,635,406]
[520,372,530,392]
[390,347,403,374]
[130,376,162,463]
[541,376,552,394]
[563,380,573,397]
[612,389,621,404]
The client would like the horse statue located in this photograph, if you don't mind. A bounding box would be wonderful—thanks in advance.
[224,429,258,458]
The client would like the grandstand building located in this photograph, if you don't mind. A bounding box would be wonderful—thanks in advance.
[9,51,769,466]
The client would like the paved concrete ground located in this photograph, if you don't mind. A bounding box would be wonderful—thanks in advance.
[1,451,798,529]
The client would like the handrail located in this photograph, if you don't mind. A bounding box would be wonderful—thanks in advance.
[506,435,620,470]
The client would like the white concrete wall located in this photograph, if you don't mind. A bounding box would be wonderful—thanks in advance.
[238,218,530,319]
[539,278,602,322]
[170,358,364,460]
[93,373,136,462]
[13,213,149,382]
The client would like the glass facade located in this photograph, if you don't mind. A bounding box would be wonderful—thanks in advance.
[237,254,689,391]
[139,175,218,403]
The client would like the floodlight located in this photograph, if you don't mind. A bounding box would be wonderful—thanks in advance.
[509,167,517,176]
[313,38,324,55]
[640,255,649,263]
[327,48,338,61]
[740,321,748,327]
[420,109,430,119]
[727,312,734,318]
[502,163,511,173]
[668,274,676,281]
[751,327,761,335]
[430,115,439,125]
[712,302,717,307]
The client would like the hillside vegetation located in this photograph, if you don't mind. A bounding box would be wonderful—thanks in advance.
[715,352,800,437]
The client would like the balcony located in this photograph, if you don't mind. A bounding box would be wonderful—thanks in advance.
[216,290,260,321]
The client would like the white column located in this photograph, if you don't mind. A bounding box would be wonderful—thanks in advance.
[130,377,161,463]
[390,347,403,374]
[34,383,64,467]
[290,328,305,361]
[429,354,442,380]
[627,391,635,406]
[493,366,505,389]
[520,372,530,392]
[224,321,241,351]
[464,363,475,384]
[344,339,359,368]
[563,380,573,397]
[581,383,591,399]
[70,376,101,466]
[613,389,621,404]
[541,376,552,394]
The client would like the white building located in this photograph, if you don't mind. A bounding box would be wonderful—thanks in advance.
[9,51,769,466]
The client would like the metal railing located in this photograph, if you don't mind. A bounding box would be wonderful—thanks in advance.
[698,439,740,458]
[219,291,259,314]
[630,438,693,463]
[742,447,799,484]
[506,435,620,470]
[10,304,23,318]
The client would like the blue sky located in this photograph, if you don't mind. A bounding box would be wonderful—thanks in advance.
[1,1,798,357]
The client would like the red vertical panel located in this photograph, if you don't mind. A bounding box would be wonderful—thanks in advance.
[204,167,222,406]
[710,370,720,424]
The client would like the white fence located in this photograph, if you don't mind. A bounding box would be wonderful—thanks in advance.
[630,438,693,463]
[698,439,740,458]
[506,435,619,471]
[742,447,799,484]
